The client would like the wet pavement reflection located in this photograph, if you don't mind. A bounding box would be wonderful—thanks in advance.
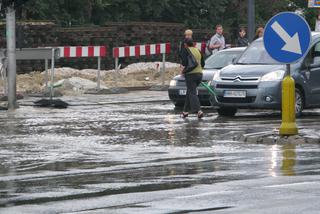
[1,92,320,213]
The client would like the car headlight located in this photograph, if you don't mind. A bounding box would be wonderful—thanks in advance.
[260,70,285,82]
[213,70,221,81]
[170,80,177,87]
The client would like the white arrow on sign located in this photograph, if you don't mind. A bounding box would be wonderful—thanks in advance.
[271,21,302,55]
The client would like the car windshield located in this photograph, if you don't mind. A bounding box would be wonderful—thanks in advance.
[204,51,242,69]
[237,40,278,65]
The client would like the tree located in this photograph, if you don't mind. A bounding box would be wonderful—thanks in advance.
[14,0,317,30]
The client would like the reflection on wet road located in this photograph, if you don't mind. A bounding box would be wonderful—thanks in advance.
[1,92,320,213]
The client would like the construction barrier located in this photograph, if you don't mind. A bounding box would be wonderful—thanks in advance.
[1,42,229,98]
[113,43,171,86]
[179,41,207,54]
[194,42,207,54]
[59,46,107,90]
[0,48,60,99]
[186,41,232,54]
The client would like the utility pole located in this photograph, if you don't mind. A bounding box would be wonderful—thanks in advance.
[248,0,255,42]
[6,4,18,110]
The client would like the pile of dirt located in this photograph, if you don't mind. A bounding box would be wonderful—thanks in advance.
[55,77,108,95]
[0,62,181,95]
[0,72,45,94]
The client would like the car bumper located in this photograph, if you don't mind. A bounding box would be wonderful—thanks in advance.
[210,81,282,109]
[168,86,211,106]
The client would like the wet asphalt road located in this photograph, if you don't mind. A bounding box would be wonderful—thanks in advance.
[1,91,320,214]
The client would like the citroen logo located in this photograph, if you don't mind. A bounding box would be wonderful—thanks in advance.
[234,76,242,82]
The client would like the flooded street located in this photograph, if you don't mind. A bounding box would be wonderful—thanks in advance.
[1,91,320,214]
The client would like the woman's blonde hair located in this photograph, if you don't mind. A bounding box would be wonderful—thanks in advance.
[184,29,193,36]
[255,27,264,38]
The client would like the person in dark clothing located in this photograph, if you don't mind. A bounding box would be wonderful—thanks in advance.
[181,38,205,119]
[236,28,249,47]
[179,29,193,62]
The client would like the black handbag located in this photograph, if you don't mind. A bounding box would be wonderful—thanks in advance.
[184,48,199,73]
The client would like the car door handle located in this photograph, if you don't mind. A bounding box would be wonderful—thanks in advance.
[305,71,311,80]
[310,68,320,72]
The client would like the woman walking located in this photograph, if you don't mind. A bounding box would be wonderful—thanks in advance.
[181,38,205,119]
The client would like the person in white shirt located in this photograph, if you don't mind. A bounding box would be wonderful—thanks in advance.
[315,14,320,32]
[206,25,225,56]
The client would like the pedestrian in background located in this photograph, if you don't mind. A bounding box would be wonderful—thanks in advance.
[179,29,193,60]
[254,27,264,40]
[180,29,193,52]
[236,28,249,47]
[183,29,193,43]
[181,38,205,119]
[206,24,225,56]
[315,14,320,32]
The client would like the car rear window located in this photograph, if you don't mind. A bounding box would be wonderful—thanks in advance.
[205,51,242,69]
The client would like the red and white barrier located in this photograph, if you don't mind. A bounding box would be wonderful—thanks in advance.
[112,43,171,87]
[113,43,170,58]
[58,46,107,90]
[59,46,107,58]
[194,42,207,54]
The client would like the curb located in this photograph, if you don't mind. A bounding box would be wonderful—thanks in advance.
[235,130,320,144]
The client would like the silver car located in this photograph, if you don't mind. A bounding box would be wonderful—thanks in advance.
[210,32,320,117]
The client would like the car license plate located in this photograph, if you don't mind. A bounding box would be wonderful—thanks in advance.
[179,90,199,95]
[224,90,246,98]
[179,90,187,95]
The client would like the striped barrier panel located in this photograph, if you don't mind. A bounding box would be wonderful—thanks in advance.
[194,42,207,54]
[179,41,207,54]
[59,46,107,58]
[113,43,170,58]
[58,46,107,90]
[113,43,171,86]
[194,42,233,54]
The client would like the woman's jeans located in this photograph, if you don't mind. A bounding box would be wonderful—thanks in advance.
[183,73,203,113]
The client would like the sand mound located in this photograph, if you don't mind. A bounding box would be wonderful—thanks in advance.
[0,62,181,95]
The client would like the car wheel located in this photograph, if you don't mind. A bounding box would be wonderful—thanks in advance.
[295,88,304,118]
[217,107,237,117]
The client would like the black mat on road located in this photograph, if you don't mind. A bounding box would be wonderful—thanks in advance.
[34,99,69,109]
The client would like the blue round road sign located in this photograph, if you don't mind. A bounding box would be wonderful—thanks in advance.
[264,12,311,64]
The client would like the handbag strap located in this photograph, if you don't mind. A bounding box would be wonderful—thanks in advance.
[187,47,202,57]
[186,47,193,56]
[187,47,203,63]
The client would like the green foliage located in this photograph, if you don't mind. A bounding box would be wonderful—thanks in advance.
[19,0,318,29]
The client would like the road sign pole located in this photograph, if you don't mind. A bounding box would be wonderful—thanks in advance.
[248,0,255,42]
[97,56,101,90]
[50,48,55,100]
[6,5,18,110]
[286,63,290,76]
[45,59,49,90]
[280,64,298,136]
[115,57,119,87]
[264,12,311,137]
[162,53,166,86]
